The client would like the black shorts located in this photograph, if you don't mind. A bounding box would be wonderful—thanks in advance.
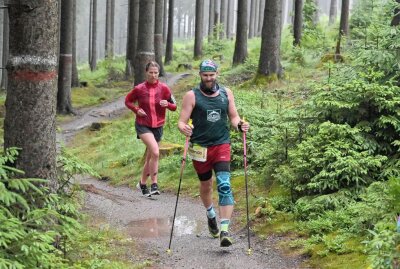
[135,122,163,142]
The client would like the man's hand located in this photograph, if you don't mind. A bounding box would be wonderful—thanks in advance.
[178,120,193,137]
[239,119,250,132]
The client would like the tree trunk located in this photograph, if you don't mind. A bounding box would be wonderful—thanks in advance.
[208,0,215,42]
[58,0,74,114]
[91,1,98,67]
[339,0,349,36]
[1,6,9,90]
[165,0,174,64]
[391,0,400,26]
[105,0,115,59]
[71,0,79,87]
[258,0,283,78]
[335,0,350,55]
[163,0,168,43]
[232,0,248,65]
[194,0,204,59]
[88,0,92,67]
[214,0,219,39]
[248,0,255,38]
[177,12,182,38]
[125,0,139,78]
[253,0,259,36]
[329,0,337,25]
[90,0,97,71]
[219,0,226,39]
[5,0,58,190]
[134,0,155,85]
[226,0,233,39]
[155,0,165,76]
[258,0,265,35]
[293,0,303,46]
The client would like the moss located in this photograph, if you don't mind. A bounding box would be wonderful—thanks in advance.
[305,252,368,269]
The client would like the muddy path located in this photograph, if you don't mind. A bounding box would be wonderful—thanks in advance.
[60,73,304,269]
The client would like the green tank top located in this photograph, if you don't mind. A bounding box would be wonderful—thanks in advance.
[190,86,230,147]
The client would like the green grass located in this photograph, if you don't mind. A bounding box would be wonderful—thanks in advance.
[71,82,130,108]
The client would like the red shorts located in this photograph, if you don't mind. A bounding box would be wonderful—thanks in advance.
[192,144,231,174]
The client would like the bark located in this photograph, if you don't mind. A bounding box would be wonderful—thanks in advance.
[391,0,400,26]
[105,0,115,59]
[335,0,349,55]
[339,0,349,36]
[125,0,139,78]
[232,0,248,65]
[163,0,168,43]
[214,0,219,39]
[208,0,215,42]
[258,0,265,35]
[71,0,79,87]
[219,0,226,39]
[58,0,74,114]
[226,0,233,39]
[293,0,303,46]
[194,0,204,59]
[90,0,97,71]
[177,11,182,38]
[134,0,155,85]
[5,0,59,190]
[155,0,165,75]
[165,0,174,64]
[88,0,92,67]
[258,0,283,78]
[329,0,337,25]
[248,0,256,38]
[1,6,8,90]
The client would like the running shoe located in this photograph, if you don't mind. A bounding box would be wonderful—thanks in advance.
[220,231,233,247]
[150,183,160,195]
[136,182,151,197]
[207,217,220,238]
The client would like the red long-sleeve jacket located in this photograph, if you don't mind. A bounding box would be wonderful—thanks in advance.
[125,80,177,128]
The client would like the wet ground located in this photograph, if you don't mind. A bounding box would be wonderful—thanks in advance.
[79,177,303,269]
[61,73,305,269]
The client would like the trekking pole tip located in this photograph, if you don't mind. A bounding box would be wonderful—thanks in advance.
[247,248,252,255]
[166,249,172,254]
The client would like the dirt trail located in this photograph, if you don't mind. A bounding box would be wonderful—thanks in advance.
[61,73,304,269]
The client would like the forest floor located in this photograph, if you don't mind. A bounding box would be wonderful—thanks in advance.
[60,73,305,269]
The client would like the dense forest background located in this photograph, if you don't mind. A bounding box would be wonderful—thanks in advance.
[0,0,399,268]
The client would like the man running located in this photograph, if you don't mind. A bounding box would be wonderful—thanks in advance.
[178,59,250,247]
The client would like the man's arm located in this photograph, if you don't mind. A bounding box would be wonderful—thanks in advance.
[178,91,195,136]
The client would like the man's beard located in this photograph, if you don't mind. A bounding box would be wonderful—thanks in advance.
[200,80,219,95]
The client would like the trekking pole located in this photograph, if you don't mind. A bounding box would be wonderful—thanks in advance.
[167,120,192,253]
[242,118,252,255]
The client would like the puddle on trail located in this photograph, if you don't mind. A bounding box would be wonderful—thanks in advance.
[126,216,202,238]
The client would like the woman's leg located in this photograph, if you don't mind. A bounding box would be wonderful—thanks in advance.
[139,133,160,184]
[140,148,151,184]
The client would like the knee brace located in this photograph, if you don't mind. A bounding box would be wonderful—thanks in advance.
[216,171,234,206]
